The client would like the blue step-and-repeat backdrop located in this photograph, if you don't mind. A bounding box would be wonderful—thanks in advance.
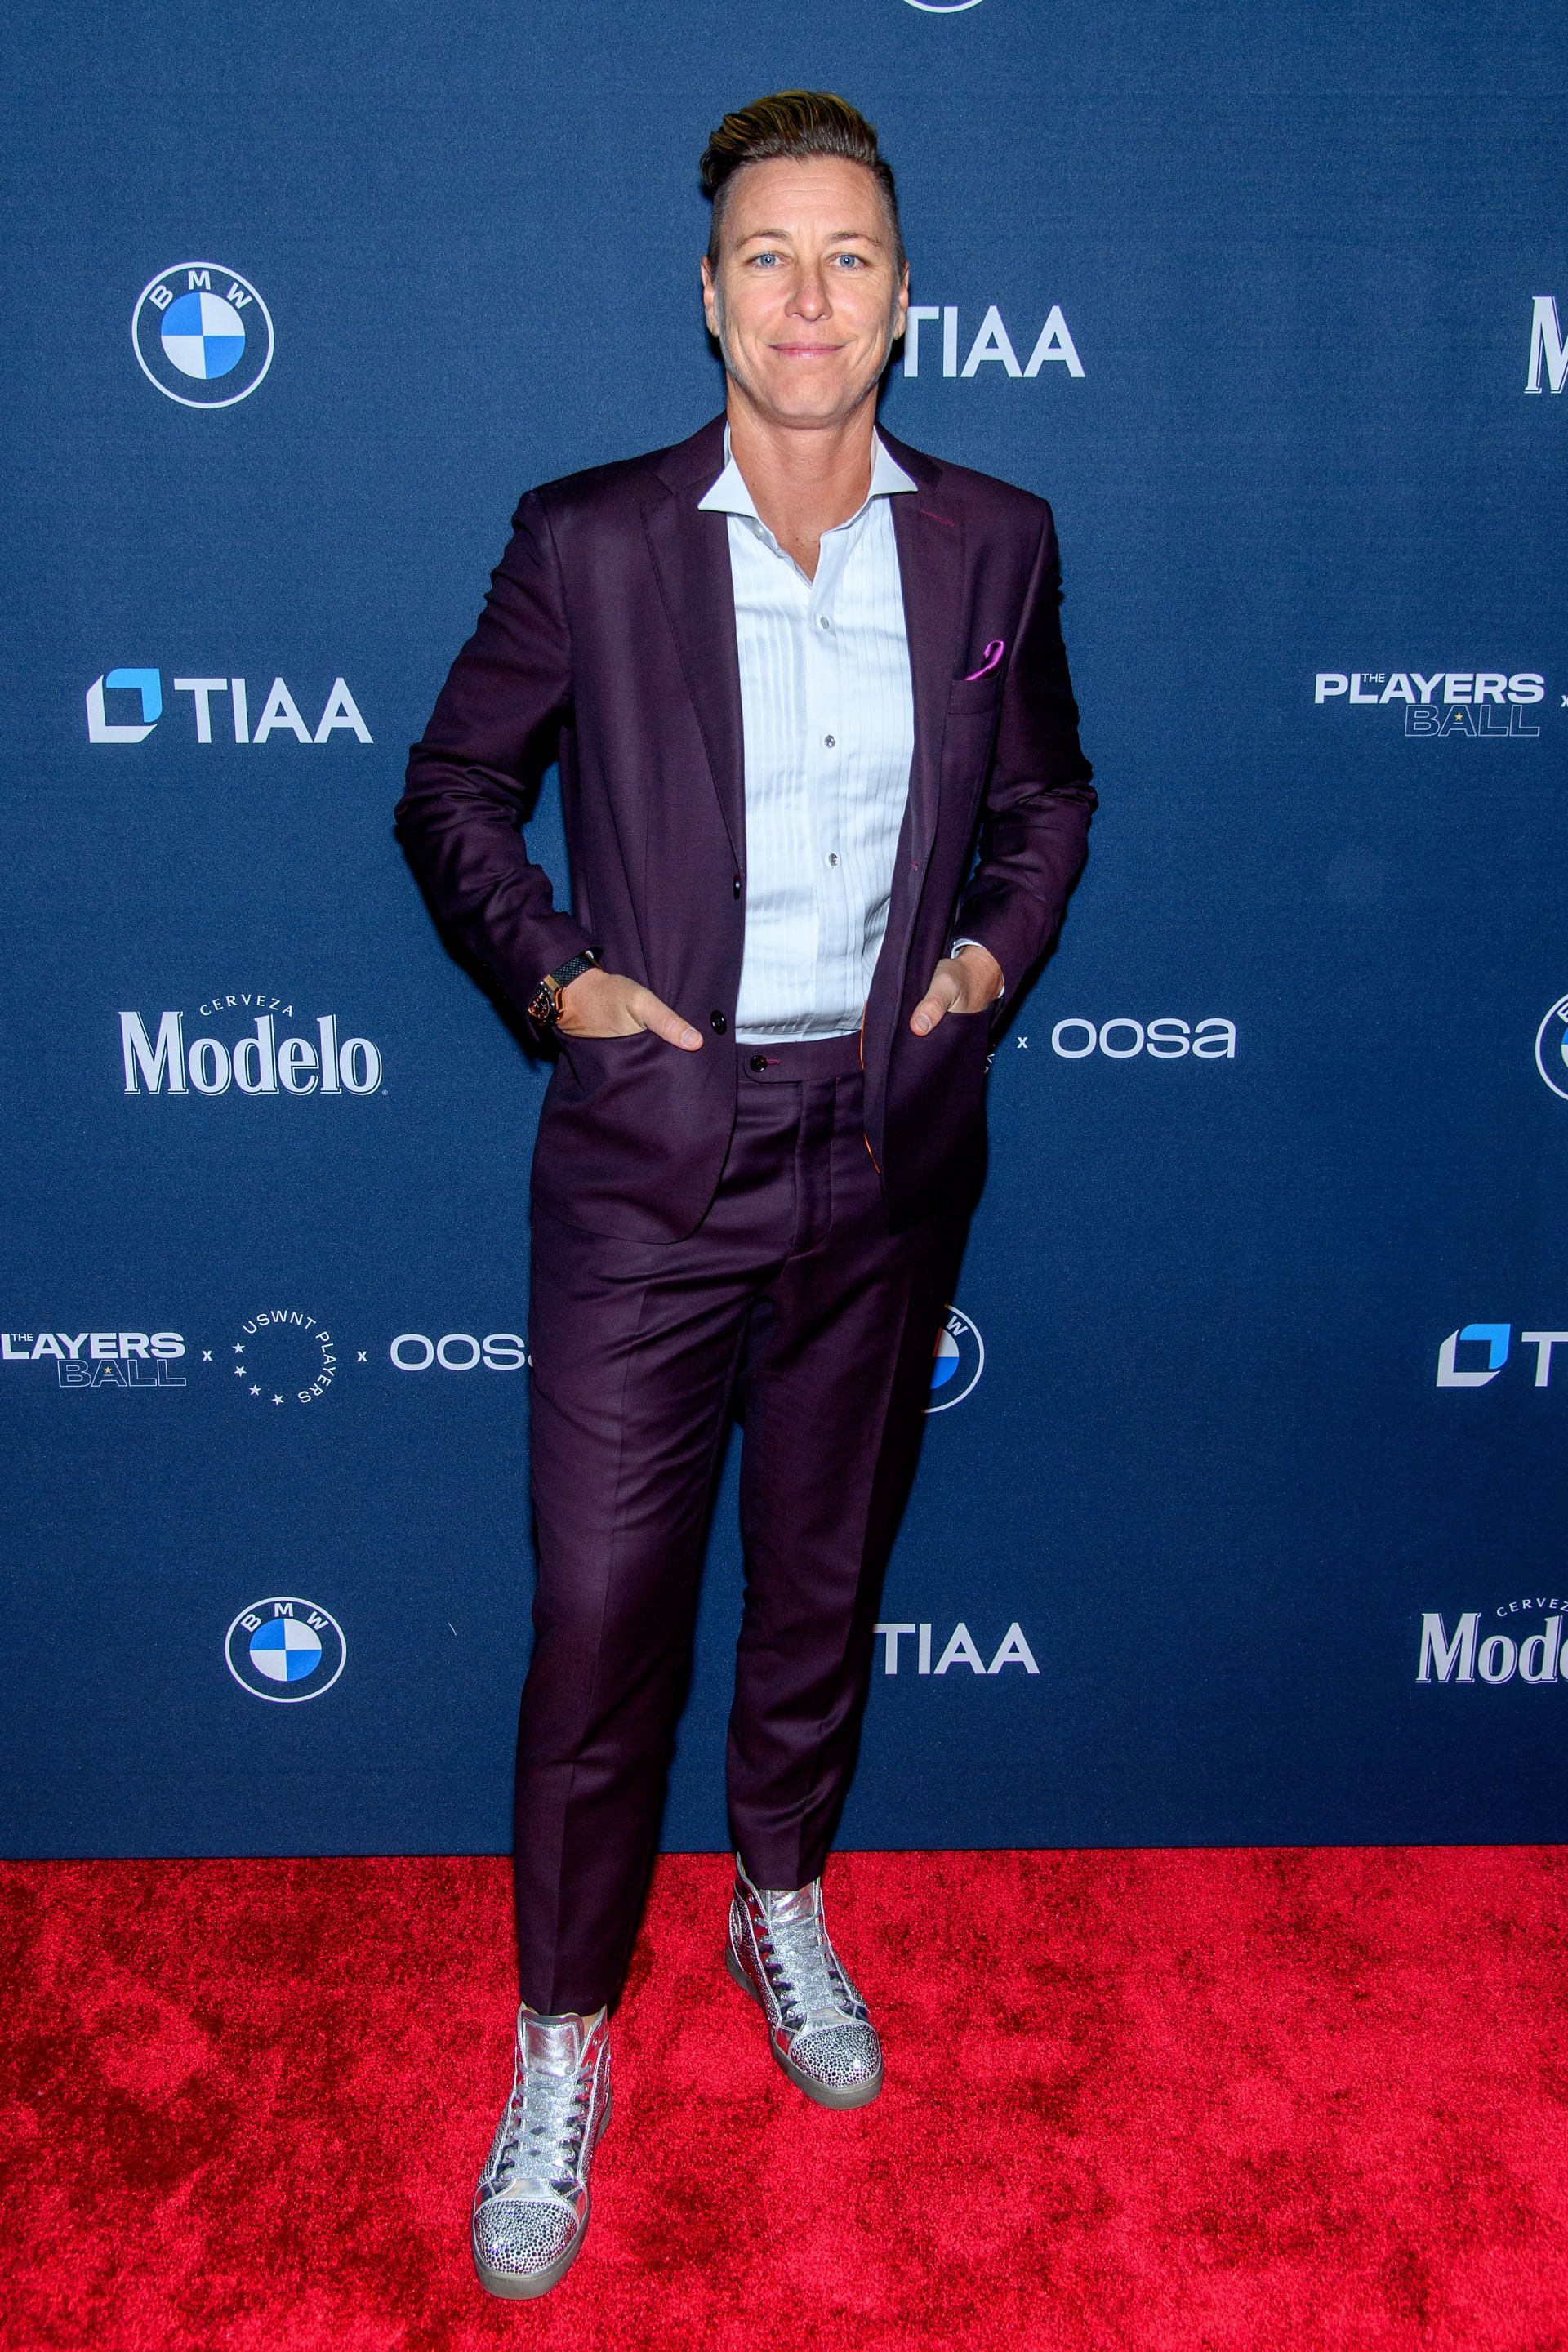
[2,2,1564,1859]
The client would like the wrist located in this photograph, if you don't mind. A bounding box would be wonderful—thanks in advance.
[527,947,598,1033]
[952,940,1004,1006]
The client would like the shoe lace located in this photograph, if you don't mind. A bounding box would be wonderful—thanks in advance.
[762,1910,853,2034]
[495,2058,592,2198]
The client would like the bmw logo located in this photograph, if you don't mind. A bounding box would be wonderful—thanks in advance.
[133,264,274,408]
[1535,994,1568,1103]
[225,1597,346,1704]
[928,1305,984,1413]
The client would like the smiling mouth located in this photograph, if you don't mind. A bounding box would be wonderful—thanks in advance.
[768,342,845,357]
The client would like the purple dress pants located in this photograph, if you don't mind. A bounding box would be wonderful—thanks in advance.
[514,1028,973,2014]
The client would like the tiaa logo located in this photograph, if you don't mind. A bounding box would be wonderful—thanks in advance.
[133,264,274,408]
[225,1597,346,1703]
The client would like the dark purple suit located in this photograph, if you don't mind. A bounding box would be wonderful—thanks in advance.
[398,414,1094,2010]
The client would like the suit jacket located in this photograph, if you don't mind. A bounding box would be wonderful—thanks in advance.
[396,414,1096,1242]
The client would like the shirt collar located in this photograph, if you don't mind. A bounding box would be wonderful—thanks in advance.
[697,424,916,523]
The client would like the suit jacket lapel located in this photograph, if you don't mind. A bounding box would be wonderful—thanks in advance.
[642,421,746,875]
[638,417,964,895]
[890,479,966,871]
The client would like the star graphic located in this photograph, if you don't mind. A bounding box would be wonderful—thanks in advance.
[271,1394,283,1405]
[234,1365,246,1378]
[233,1342,244,1354]
[249,1385,261,1396]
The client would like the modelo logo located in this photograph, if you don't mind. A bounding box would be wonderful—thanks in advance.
[902,304,1083,380]
[86,670,370,746]
[390,1333,528,1371]
[1047,1018,1236,1060]
[1526,296,1565,394]
[1418,1599,1568,1685]
[1434,1325,1568,1388]
[120,1004,382,1097]
[133,264,274,408]
[1312,670,1543,739]
[225,1597,346,1703]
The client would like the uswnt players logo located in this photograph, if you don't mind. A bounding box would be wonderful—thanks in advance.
[928,1306,984,1412]
[225,1597,346,1703]
[132,265,274,407]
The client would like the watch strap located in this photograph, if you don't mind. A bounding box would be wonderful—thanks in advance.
[528,948,597,1031]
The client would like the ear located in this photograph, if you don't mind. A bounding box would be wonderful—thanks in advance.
[700,252,719,328]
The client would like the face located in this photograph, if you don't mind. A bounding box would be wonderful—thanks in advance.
[701,155,909,429]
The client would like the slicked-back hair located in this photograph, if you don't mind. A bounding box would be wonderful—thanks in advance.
[700,90,906,276]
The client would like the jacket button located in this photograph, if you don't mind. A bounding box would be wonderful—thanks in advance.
[749,1054,767,1074]
[733,875,742,898]
[710,1010,728,1034]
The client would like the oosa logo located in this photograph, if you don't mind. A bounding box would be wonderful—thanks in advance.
[225,1597,345,1703]
[133,264,274,408]
[929,1306,983,1413]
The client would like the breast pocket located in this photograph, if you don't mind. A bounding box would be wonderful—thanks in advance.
[947,674,1005,719]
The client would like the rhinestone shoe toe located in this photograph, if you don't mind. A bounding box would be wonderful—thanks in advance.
[471,2004,611,2299]
[726,1861,883,2109]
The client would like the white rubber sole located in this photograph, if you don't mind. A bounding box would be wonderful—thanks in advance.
[724,1941,884,2109]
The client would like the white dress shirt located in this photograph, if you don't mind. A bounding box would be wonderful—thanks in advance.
[700,430,918,1041]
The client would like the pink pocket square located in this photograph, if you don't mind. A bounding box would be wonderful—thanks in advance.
[964,639,1006,681]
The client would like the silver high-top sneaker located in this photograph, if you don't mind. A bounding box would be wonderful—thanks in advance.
[470,2004,612,2299]
[726,1860,883,2109]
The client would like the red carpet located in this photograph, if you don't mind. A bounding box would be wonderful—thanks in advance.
[2,1848,1566,2351]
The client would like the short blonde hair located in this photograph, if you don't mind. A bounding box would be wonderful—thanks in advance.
[700,90,905,274]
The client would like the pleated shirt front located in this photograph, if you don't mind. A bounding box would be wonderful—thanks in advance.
[699,431,917,1042]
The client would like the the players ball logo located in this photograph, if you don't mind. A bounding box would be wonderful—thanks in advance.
[928,1306,984,1413]
[225,1597,346,1704]
[1534,995,1568,1102]
[133,264,274,408]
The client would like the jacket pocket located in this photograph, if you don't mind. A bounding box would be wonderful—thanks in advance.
[947,673,1005,716]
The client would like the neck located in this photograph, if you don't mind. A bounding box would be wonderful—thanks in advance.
[724,389,880,577]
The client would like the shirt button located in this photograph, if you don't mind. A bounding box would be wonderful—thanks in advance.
[826,851,840,867]
[710,1010,728,1034]
[824,734,836,749]
[817,616,832,630]
[748,1053,768,1075]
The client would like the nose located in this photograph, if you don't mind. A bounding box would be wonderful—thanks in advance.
[786,267,829,322]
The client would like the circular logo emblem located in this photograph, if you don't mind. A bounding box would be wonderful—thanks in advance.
[225,1597,346,1704]
[232,1310,337,1407]
[132,264,274,408]
[928,1305,985,1413]
[1535,995,1568,1102]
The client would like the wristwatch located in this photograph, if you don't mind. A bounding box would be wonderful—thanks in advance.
[527,949,598,1033]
